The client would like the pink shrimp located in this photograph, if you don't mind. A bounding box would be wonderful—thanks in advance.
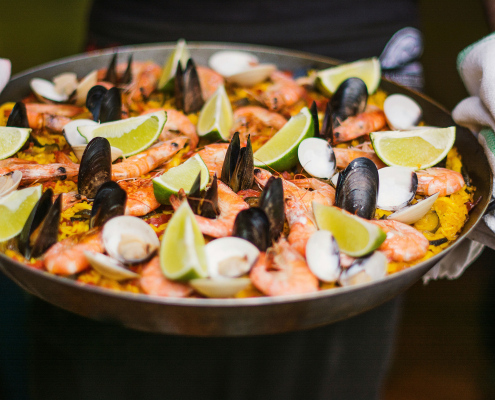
[169,180,249,238]
[259,71,305,113]
[118,178,160,217]
[139,256,193,297]
[196,143,229,177]
[250,239,319,296]
[142,108,198,150]
[231,106,287,145]
[111,137,187,180]
[369,219,429,262]
[416,168,465,197]
[333,146,386,169]
[43,230,103,275]
[196,66,224,100]
[22,103,84,132]
[333,107,387,144]
[127,61,162,103]
[0,158,79,184]
[57,191,86,212]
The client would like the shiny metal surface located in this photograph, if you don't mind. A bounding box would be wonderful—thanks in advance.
[0,43,491,336]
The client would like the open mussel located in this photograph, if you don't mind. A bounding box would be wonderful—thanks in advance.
[6,102,29,128]
[90,181,127,229]
[86,85,122,122]
[232,207,271,251]
[103,53,133,86]
[336,157,378,219]
[330,77,368,126]
[174,58,204,114]
[78,137,112,199]
[220,132,254,193]
[188,172,219,219]
[18,189,61,259]
[258,176,284,241]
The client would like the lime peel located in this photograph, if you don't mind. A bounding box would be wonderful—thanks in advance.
[0,127,31,160]
[158,39,190,91]
[197,85,233,141]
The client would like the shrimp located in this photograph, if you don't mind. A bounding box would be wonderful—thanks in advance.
[22,103,84,132]
[139,256,193,297]
[43,229,103,275]
[333,147,386,169]
[250,239,319,296]
[58,191,86,212]
[142,108,198,150]
[259,71,305,113]
[196,143,229,177]
[231,106,287,145]
[196,66,224,100]
[416,168,465,197]
[119,178,160,217]
[369,219,429,262]
[169,180,249,238]
[111,137,187,180]
[127,61,162,103]
[333,107,387,144]
[0,158,79,184]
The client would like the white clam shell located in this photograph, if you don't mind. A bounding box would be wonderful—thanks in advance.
[30,78,69,103]
[102,216,160,264]
[298,138,336,179]
[209,51,259,77]
[306,230,341,282]
[383,94,422,130]
[190,277,251,298]
[330,172,339,187]
[227,64,276,87]
[62,119,96,146]
[53,72,78,96]
[84,251,140,281]
[377,166,417,211]
[0,58,11,95]
[75,70,98,106]
[205,237,260,278]
[388,192,440,225]
[0,171,22,199]
[339,251,387,287]
[72,144,123,163]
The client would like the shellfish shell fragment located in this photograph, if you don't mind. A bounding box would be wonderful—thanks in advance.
[0,171,22,199]
[84,251,140,281]
[388,192,440,225]
[383,94,422,130]
[376,166,418,211]
[205,237,260,278]
[306,230,341,282]
[298,137,336,179]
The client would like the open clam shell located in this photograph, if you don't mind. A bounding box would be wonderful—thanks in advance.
[383,94,422,130]
[72,144,123,163]
[298,137,336,179]
[388,192,440,225]
[190,277,251,298]
[205,237,260,278]
[0,171,22,199]
[74,70,98,106]
[339,251,387,287]
[306,230,341,282]
[62,119,97,146]
[84,251,140,281]
[377,166,417,211]
[53,72,78,97]
[30,78,69,103]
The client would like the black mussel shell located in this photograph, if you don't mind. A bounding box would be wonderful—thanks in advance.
[174,61,185,111]
[461,166,471,187]
[230,136,254,193]
[221,132,241,186]
[330,78,368,126]
[336,157,378,219]
[86,85,108,122]
[310,101,320,138]
[187,171,203,215]
[120,54,133,85]
[103,53,119,85]
[78,137,112,199]
[232,208,271,251]
[320,102,334,142]
[258,176,285,241]
[244,197,259,207]
[99,87,122,123]
[29,194,62,258]
[7,102,29,128]
[183,59,205,114]
[90,181,127,229]
[188,173,220,219]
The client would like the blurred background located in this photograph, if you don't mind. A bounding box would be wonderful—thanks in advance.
[0,0,493,399]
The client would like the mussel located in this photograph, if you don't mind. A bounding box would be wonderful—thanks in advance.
[18,189,61,259]
[220,132,254,193]
[336,157,378,219]
[258,176,285,241]
[6,102,29,128]
[78,137,112,199]
[330,77,368,126]
[188,172,219,219]
[232,208,271,251]
[90,181,127,228]
[103,53,133,86]
[174,58,204,114]
[86,85,122,122]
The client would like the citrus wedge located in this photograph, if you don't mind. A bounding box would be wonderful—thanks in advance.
[0,127,31,160]
[158,39,190,91]
[253,107,313,171]
[153,154,209,205]
[316,57,381,95]
[313,202,386,257]
[197,85,233,141]
[77,111,166,157]
[0,185,42,242]
[160,201,208,280]
[370,127,456,170]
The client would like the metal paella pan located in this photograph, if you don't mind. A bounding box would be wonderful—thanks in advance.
[0,42,491,336]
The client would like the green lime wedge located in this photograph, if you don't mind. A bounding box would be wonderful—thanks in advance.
[160,201,208,280]
[0,185,42,242]
[197,85,233,142]
[253,107,313,171]
[313,202,386,257]
[316,57,381,96]
[370,127,456,170]
[78,111,166,157]
[0,127,31,160]
[153,154,209,205]
[158,39,190,92]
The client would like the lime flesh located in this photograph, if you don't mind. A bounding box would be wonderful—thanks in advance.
[197,85,233,141]
[0,127,31,160]
[158,39,190,91]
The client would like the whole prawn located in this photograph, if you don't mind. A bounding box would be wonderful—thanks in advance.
[333,106,387,144]
[22,103,84,132]
[260,71,305,113]
[416,168,465,197]
[333,146,386,169]
[196,143,229,177]
[196,66,224,100]
[119,178,160,216]
[231,106,287,146]
[139,256,193,297]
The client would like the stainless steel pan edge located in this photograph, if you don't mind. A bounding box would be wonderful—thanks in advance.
[0,43,491,336]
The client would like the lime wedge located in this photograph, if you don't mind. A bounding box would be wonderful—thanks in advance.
[316,57,381,95]
[153,154,209,205]
[370,127,456,170]
[160,201,208,280]
[0,185,42,242]
[253,107,313,171]
[313,202,386,257]
[158,39,190,91]
[78,111,166,157]
[0,127,31,160]
[197,85,233,142]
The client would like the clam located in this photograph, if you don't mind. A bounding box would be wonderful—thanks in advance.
[0,171,22,199]
[74,70,98,106]
[336,157,378,219]
[330,78,368,126]
[220,132,254,192]
[102,216,159,264]
[208,50,276,87]
[383,94,422,130]
[6,102,29,128]
[175,58,204,114]
[232,208,271,251]
[339,251,387,287]
[90,181,127,229]
[190,277,251,298]
[258,176,285,241]
[376,166,417,211]
[53,72,78,97]
[84,251,140,281]
[86,85,122,122]
[0,58,11,95]
[306,230,341,282]
[330,172,339,187]
[298,137,336,179]
[30,78,69,103]
[77,137,112,199]
[205,237,260,278]
[388,192,440,225]
[62,119,97,146]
